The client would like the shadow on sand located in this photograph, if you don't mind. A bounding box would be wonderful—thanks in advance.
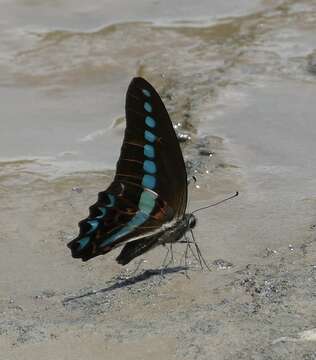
[63,265,187,305]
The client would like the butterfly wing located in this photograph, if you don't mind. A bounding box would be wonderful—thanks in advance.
[116,233,162,265]
[121,77,188,218]
[67,77,188,262]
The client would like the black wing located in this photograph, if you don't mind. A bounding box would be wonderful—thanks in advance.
[116,234,161,265]
[67,77,187,262]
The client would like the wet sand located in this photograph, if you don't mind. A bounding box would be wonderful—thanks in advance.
[1,1,316,359]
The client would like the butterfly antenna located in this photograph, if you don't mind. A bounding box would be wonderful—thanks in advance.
[186,175,196,214]
[192,191,239,214]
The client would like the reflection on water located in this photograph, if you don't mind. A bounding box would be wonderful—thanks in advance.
[1,0,316,183]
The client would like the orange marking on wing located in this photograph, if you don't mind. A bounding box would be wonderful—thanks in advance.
[124,141,144,148]
[121,158,143,165]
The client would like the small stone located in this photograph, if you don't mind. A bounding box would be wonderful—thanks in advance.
[72,187,82,193]
[177,133,191,143]
[213,259,233,270]
[265,247,278,257]
[199,150,214,157]
[42,290,56,298]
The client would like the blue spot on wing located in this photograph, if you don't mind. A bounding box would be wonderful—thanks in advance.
[101,227,131,246]
[142,89,151,97]
[128,211,148,226]
[106,194,115,207]
[142,175,156,189]
[144,144,155,158]
[144,160,157,174]
[82,194,114,238]
[145,116,156,128]
[99,191,157,247]
[86,220,99,234]
[139,191,156,214]
[144,102,152,112]
[144,130,156,143]
[77,236,90,251]
[95,207,107,219]
[100,211,149,247]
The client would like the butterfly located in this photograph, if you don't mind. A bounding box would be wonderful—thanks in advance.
[67,77,197,265]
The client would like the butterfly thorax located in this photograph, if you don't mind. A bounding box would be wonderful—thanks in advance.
[157,213,196,246]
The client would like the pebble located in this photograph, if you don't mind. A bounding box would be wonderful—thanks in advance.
[213,259,234,270]
[72,187,82,193]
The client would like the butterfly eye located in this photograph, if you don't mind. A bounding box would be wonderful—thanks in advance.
[189,215,197,229]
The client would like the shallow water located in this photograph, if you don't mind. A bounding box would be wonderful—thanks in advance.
[2,0,308,179]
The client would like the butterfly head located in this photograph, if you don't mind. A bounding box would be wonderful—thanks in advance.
[187,213,197,229]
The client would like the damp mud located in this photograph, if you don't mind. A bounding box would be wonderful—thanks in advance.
[1,1,316,359]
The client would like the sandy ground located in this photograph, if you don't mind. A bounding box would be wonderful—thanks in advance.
[1,124,316,359]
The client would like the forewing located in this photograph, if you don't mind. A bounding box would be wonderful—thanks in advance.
[120,77,188,217]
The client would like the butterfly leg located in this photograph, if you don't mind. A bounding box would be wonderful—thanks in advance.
[190,230,211,271]
[160,246,170,277]
[181,233,203,272]
[179,234,193,278]
[168,243,174,265]
[130,258,146,276]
